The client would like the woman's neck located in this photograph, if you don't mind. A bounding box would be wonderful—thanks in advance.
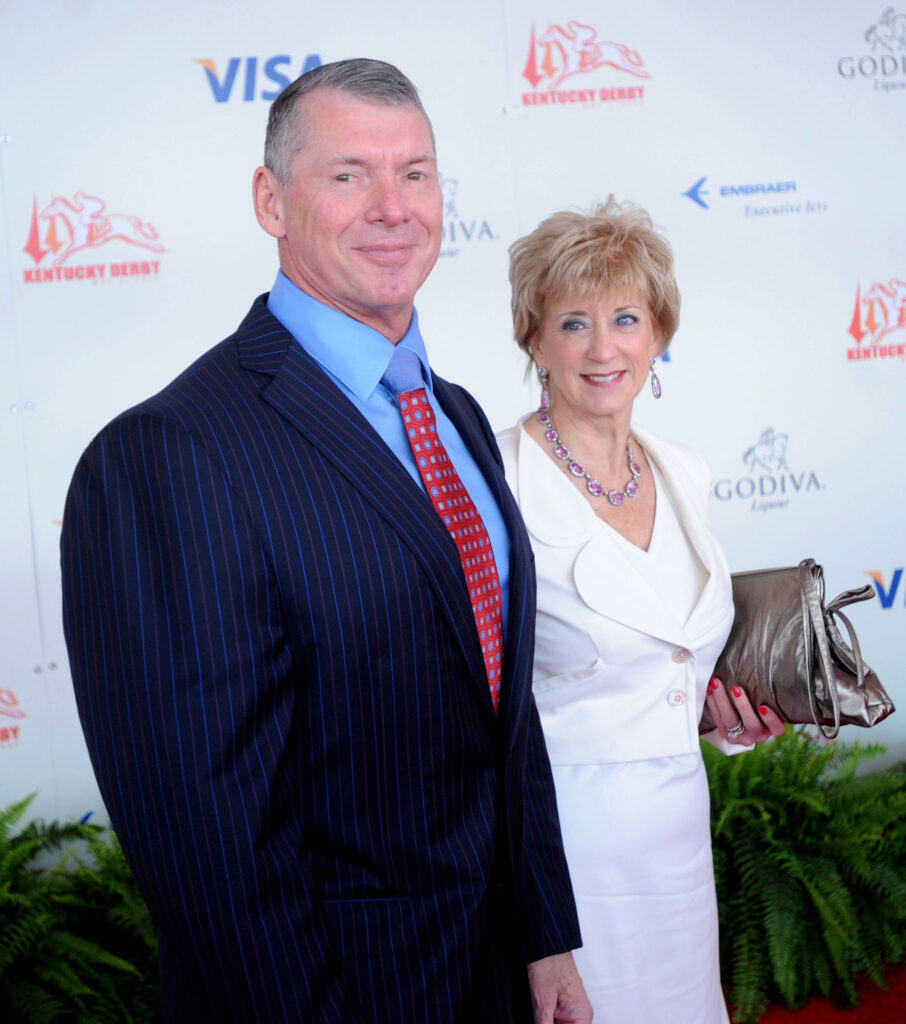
[541,401,634,480]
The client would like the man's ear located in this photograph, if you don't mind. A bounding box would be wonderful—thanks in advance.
[252,166,286,240]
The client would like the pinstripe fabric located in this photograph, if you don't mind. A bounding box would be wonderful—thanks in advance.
[61,296,580,1023]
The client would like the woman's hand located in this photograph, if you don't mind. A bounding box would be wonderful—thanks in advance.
[705,677,786,745]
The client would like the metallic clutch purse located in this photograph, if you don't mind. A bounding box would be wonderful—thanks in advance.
[701,559,894,739]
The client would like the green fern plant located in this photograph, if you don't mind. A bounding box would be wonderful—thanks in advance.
[0,794,160,1023]
[704,728,906,1023]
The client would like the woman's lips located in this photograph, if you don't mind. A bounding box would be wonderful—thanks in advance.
[583,371,624,384]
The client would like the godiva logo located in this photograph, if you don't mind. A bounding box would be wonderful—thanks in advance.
[836,7,906,91]
[438,173,499,259]
[712,428,824,515]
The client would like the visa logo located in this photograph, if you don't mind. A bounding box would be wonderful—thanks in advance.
[867,569,904,609]
[195,54,322,103]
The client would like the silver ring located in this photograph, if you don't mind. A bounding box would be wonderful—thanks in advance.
[727,719,745,739]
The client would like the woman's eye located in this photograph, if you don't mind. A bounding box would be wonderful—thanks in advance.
[561,319,586,332]
[616,314,638,326]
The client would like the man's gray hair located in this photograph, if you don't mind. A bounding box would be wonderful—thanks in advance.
[264,58,434,186]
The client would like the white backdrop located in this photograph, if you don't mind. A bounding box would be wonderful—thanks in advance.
[1,0,904,822]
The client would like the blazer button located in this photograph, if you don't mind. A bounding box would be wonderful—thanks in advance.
[667,689,686,707]
[672,647,692,663]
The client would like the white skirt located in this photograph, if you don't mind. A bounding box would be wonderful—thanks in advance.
[552,753,729,1024]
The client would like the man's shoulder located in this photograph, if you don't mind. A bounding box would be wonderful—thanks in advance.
[86,296,291,450]
[494,423,520,462]
[137,296,289,409]
[430,374,476,426]
[166,294,288,387]
[432,374,499,454]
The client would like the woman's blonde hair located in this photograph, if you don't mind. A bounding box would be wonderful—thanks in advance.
[509,196,680,357]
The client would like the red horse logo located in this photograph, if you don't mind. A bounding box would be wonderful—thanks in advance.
[523,21,649,88]
[0,689,25,720]
[849,278,906,344]
[24,192,166,266]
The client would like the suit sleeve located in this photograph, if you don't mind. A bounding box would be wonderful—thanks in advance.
[519,696,584,962]
[61,412,361,1023]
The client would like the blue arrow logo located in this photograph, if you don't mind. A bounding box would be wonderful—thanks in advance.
[682,176,709,209]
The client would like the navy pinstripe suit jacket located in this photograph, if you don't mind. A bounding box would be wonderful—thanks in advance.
[61,296,581,1022]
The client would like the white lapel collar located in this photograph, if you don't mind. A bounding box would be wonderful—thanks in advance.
[513,414,597,549]
[513,418,688,644]
[514,419,731,645]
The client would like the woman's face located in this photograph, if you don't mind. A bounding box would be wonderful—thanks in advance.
[531,288,660,425]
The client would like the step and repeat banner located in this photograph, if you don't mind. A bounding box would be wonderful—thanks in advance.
[1,1,904,822]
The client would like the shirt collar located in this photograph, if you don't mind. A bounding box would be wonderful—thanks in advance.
[267,270,433,400]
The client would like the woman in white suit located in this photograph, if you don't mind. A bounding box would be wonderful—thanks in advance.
[497,198,784,1023]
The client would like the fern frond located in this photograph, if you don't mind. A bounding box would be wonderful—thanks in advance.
[1,978,66,1024]
[707,727,906,1016]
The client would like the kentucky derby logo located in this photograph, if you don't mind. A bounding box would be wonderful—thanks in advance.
[713,428,823,514]
[837,7,906,90]
[439,173,498,258]
[22,192,166,284]
[847,278,906,361]
[521,21,649,106]
[0,688,25,747]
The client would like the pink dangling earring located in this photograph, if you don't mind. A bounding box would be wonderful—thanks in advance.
[649,356,662,399]
[536,363,550,410]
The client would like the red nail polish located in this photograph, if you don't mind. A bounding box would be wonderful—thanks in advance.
[709,678,718,692]
[758,705,769,717]
[732,685,743,698]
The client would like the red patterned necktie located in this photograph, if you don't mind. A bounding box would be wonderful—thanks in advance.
[382,348,504,712]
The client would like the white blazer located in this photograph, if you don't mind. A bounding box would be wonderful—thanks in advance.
[497,418,734,767]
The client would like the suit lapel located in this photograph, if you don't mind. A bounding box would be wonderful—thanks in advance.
[234,298,493,709]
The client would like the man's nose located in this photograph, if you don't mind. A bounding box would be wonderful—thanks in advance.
[366,177,410,225]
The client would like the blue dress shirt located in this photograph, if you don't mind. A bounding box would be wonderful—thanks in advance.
[267,271,510,627]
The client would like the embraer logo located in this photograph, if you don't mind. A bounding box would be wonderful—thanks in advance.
[682,176,797,210]
[682,177,709,208]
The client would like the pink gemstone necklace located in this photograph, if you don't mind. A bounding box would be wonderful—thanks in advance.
[536,405,642,507]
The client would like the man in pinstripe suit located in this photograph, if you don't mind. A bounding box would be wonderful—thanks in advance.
[61,59,591,1023]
